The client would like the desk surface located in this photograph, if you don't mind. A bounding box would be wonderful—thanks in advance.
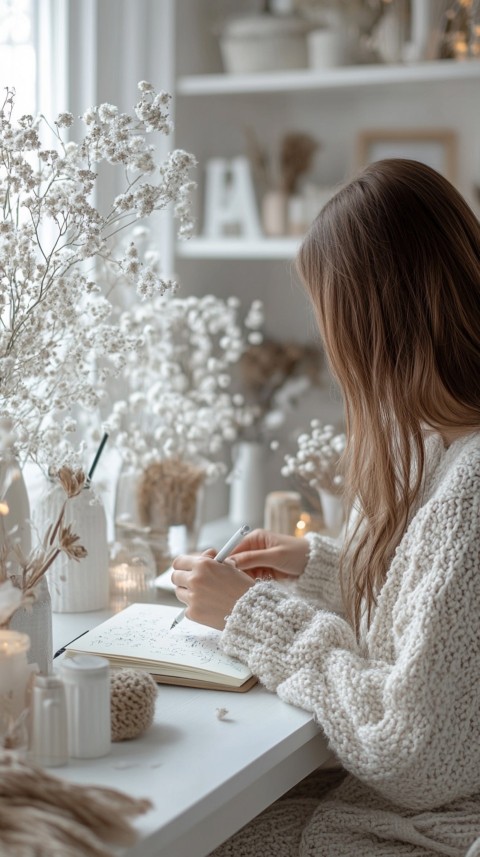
[52,562,331,857]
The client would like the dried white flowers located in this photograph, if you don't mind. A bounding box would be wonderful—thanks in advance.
[282,420,346,494]
[0,82,196,469]
[105,295,264,480]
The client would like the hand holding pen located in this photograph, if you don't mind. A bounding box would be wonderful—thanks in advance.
[170,524,252,630]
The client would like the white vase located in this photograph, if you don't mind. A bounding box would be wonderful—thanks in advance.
[228,442,266,529]
[318,488,344,536]
[0,456,53,674]
[10,577,53,675]
[35,483,109,613]
[0,454,31,560]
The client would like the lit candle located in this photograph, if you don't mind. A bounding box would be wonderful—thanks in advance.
[0,630,30,720]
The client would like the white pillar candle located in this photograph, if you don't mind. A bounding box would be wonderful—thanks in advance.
[0,630,30,721]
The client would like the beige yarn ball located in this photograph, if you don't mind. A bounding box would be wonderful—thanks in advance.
[110,669,157,741]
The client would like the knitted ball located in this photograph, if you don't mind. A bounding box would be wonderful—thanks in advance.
[110,669,157,741]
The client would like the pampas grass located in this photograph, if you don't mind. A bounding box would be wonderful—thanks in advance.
[0,752,152,856]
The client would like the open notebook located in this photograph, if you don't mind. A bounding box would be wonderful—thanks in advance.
[65,603,257,692]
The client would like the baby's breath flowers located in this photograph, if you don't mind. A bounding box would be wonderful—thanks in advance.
[282,420,346,494]
[105,295,264,481]
[0,82,196,470]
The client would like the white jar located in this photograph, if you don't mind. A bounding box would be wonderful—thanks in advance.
[307,28,346,69]
[30,674,68,767]
[60,655,111,758]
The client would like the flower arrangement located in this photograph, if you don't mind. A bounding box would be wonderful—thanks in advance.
[282,420,346,495]
[0,82,196,470]
[106,294,265,481]
[232,339,323,442]
[245,127,319,197]
[0,466,86,628]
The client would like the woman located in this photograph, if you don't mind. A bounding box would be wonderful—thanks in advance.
[171,159,480,856]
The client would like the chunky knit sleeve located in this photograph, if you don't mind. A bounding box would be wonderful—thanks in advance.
[222,484,480,812]
[293,531,344,614]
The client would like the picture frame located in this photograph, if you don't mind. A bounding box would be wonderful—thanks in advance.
[356,129,458,183]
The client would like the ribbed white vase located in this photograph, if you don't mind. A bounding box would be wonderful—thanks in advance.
[0,456,53,675]
[36,483,109,613]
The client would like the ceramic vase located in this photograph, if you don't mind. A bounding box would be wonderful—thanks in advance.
[35,483,109,613]
[10,577,53,675]
[228,441,266,529]
[318,488,344,536]
[261,190,288,236]
[0,456,53,674]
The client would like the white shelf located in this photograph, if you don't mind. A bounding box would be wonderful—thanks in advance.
[177,59,480,96]
[177,237,301,259]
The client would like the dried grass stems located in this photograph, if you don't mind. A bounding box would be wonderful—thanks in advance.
[0,467,87,628]
[244,126,319,194]
[137,457,205,533]
[238,339,323,412]
[0,751,152,857]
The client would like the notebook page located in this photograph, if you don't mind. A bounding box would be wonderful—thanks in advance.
[65,603,251,682]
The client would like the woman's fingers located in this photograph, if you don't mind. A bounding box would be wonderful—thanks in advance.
[170,553,255,629]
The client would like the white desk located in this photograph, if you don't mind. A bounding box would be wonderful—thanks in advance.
[52,581,331,856]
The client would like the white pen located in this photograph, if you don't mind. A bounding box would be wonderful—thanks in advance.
[170,524,252,630]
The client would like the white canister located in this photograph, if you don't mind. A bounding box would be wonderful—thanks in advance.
[29,674,68,767]
[60,655,111,758]
[307,28,346,68]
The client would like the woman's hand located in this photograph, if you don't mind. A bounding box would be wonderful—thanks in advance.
[226,529,309,581]
[171,550,255,630]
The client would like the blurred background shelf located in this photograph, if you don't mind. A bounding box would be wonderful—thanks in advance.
[177,59,480,96]
[176,237,301,259]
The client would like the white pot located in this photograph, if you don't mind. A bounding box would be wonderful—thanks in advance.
[220,14,308,74]
[36,484,109,613]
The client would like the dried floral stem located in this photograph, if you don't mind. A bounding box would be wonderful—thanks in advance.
[0,752,152,856]
[0,467,87,628]
[137,458,206,532]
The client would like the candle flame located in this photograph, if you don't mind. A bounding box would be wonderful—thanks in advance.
[0,502,10,516]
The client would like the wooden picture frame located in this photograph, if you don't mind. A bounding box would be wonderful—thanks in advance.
[356,129,458,183]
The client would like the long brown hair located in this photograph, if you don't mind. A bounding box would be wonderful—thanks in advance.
[296,158,480,633]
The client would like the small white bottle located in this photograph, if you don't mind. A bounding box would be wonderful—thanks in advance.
[30,674,68,767]
[60,655,111,759]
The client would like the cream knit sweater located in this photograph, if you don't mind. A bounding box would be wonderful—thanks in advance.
[218,433,480,856]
